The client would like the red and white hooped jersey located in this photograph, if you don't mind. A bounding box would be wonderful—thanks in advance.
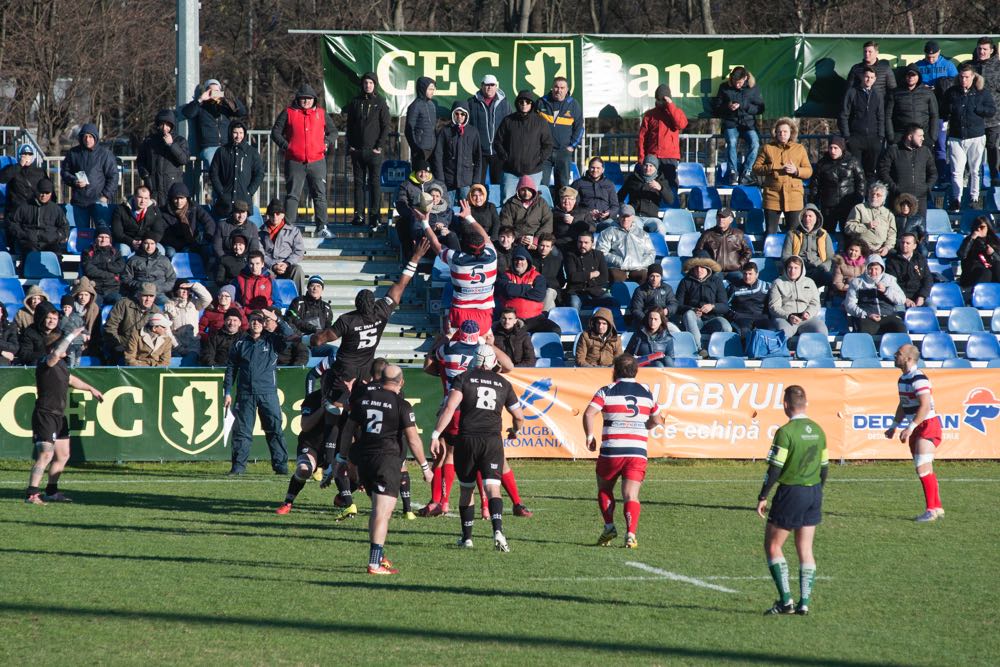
[898,369,937,420]
[588,378,656,459]
[441,246,497,311]
[435,339,480,392]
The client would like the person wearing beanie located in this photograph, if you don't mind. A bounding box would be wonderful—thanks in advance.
[60,122,118,226]
[81,225,126,305]
[618,154,674,219]
[345,71,391,228]
[7,177,69,257]
[432,100,482,201]
[0,143,46,217]
[492,89,553,201]
[182,77,248,169]
[878,123,937,214]
[285,275,334,336]
[637,83,689,188]
[270,83,335,235]
[809,136,865,235]
[537,76,585,192]
[137,108,190,207]
[628,262,681,331]
[200,305,245,366]
[467,73,512,185]
[209,120,263,221]
[405,77,439,161]
[198,284,248,338]
[161,181,217,260]
[844,253,906,336]
[215,230,251,286]
[394,151,441,254]
[596,204,656,284]
[260,198,305,295]
[57,293,86,367]
[712,66,765,185]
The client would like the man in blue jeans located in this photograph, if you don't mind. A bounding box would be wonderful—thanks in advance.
[713,67,764,185]
[537,77,584,192]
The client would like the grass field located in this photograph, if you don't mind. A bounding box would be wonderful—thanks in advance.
[1,459,997,666]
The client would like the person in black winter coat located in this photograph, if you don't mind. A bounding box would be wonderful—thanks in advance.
[137,109,190,207]
[618,156,674,217]
[551,186,594,254]
[160,182,216,260]
[0,302,19,365]
[941,65,997,211]
[17,301,60,366]
[845,41,898,102]
[209,121,263,215]
[809,137,866,235]
[216,232,250,286]
[212,202,261,258]
[884,232,933,307]
[492,308,536,367]
[531,232,564,310]
[405,76,438,161]
[432,101,482,199]
[570,157,620,224]
[60,123,119,222]
[468,184,501,240]
[712,67,765,185]
[81,226,126,304]
[839,67,884,179]
[561,231,616,311]
[467,75,512,184]
[675,256,732,352]
[345,72,391,227]
[111,186,165,256]
[199,307,244,366]
[878,124,937,214]
[972,37,1000,181]
[628,263,680,328]
[493,90,553,201]
[886,66,939,144]
[726,261,772,341]
[957,216,1000,288]
[0,144,46,218]
[181,78,248,168]
[7,179,68,256]
[285,276,334,335]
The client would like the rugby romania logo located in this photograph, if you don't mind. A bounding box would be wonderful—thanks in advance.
[962,388,1000,434]
[517,377,558,420]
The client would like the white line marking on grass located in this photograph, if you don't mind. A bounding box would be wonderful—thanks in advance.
[529,574,833,583]
[0,477,996,486]
[517,478,1000,483]
[624,562,738,593]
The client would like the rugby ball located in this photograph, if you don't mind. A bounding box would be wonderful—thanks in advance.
[475,344,497,371]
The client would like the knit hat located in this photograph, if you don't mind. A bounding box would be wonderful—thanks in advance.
[647,262,663,276]
[654,84,672,100]
[266,198,284,216]
[924,40,940,54]
[307,275,325,286]
[218,285,237,301]
[224,307,243,320]
[458,319,480,344]
[642,155,659,168]
[148,313,170,328]
[511,246,532,263]
[410,152,430,174]
[95,225,112,238]
[619,204,636,218]
[232,200,250,213]
[829,136,847,152]
[60,294,75,307]
[36,178,54,194]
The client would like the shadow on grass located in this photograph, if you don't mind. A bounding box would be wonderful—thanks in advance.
[0,601,906,666]
[1,488,275,514]
[530,493,751,512]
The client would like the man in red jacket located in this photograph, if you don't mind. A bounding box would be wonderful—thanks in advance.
[496,246,561,334]
[637,84,689,189]
[236,250,274,316]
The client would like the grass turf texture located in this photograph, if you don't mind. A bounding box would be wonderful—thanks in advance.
[0,459,997,666]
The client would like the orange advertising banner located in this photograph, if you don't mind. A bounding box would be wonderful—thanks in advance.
[502,368,1000,460]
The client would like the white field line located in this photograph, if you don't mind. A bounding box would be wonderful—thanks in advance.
[623,562,738,593]
[530,575,833,582]
[0,477,996,486]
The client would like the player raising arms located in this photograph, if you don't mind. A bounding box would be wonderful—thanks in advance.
[756,385,828,616]
[582,354,662,549]
[885,344,945,522]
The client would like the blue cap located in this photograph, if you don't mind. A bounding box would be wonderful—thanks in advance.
[17,144,34,156]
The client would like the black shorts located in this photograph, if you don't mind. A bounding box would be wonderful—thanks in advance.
[768,484,823,530]
[32,410,68,444]
[351,450,403,497]
[454,435,504,485]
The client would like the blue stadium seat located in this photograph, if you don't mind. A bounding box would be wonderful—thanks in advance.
[603,162,625,187]
[988,358,1000,368]
[805,358,836,368]
[971,283,1000,310]
[928,282,965,310]
[925,259,954,282]
[942,358,972,368]
[248,205,263,227]
[933,233,963,260]
[741,209,766,236]
[749,257,780,282]
[850,358,884,368]
[661,209,696,234]
[0,251,15,277]
[879,332,913,360]
[548,307,583,336]
[649,232,669,259]
[569,162,581,182]
[37,278,69,304]
[0,277,24,304]
[947,307,985,334]
[924,209,953,235]
[620,331,633,349]
[920,332,958,360]
[77,356,102,367]
[101,304,113,325]
[965,332,1000,360]
[685,187,722,211]
[671,331,699,357]
[380,160,410,189]
[824,307,851,336]
[763,234,785,259]
[760,356,792,368]
[987,188,1000,211]
[610,281,639,307]
[488,184,502,208]
[701,209,718,230]
[171,253,208,281]
[531,332,565,366]
[714,356,747,368]
[439,282,452,310]
[677,232,700,258]
[169,356,184,368]
[672,356,699,368]
[272,279,298,310]
[677,162,708,188]
[707,331,743,359]
[904,306,941,333]
[840,332,878,360]
[796,332,833,360]
[538,187,553,208]
[730,186,763,210]
[660,256,684,281]
[67,228,95,254]
[23,251,62,279]
[992,308,1000,333]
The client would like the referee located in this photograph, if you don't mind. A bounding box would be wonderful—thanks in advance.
[756,385,828,616]
[25,328,104,505]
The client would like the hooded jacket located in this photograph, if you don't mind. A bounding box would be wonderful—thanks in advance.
[752,120,813,212]
[845,258,906,319]
[15,285,48,334]
[61,123,119,207]
[492,320,535,367]
[124,246,176,296]
[164,281,212,356]
[878,139,937,201]
[0,160,46,216]
[839,85,884,139]
[0,304,18,365]
[181,85,248,149]
[597,219,656,271]
[209,121,264,210]
[675,258,730,317]
[137,109,190,207]
[886,70,940,141]
[497,248,547,319]
[467,88,512,156]
[432,101,482,190]
[618,167,674,217]
[160,182,217,252]
[71,277,102,356]
[575,307,622,367]
[570,173,620,219]
[809,152,866,209]
[81,242,126,295]
[694,222,752,273]
[712,71,764,130]
[972,51,1000,129]
[768,258,821,321]
[394,171,440,220]
[941,73,997,139]
[270,85,334,162]
[493,91,553,176]
[536,91,584,150]
[345,72,391,151]
[843,202,897,256]
[7,196,69,250]
[111,198,166,247]
[200,326,242,366]
[17,301,59,366]
[637,97,689,162]
[405,77,439,153]
[781,206,834,271]
[498,176,553,240]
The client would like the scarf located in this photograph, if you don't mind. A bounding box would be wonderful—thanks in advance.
[843,254,865,268]
[267,219,286,241]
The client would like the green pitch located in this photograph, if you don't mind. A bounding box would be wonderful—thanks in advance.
[1,460,997,666]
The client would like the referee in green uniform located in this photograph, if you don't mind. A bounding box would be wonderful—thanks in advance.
[756,385,828,616]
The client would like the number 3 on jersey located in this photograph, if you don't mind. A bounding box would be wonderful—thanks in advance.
[358,328,378,349]
[475,386,497,410]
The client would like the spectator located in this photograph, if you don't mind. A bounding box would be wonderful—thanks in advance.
[637,84,688,188]
[419,185,461,251]
[845,254,906,336]
[843,182,896,257]
[878,124,937,214]
[125,313,172,367]
[123,234,175,304]
[102,282,162,362]
[575,307,622,367]
[727,261,773,342]
[675,256,732,352]
[236,250,273,314]
[537,76,585,192]
[468,183,500,240]
[432,101,481,202]
[286,275,334,336]
[15,285,48,334]
[768,255,827,339]
[492,307,535,367]
[81,225,125,305]
[111,186,165,257]
[618,155,674,219]
[212,200,261,258]
[344,72,391,228]
[892,193,927,255]
[570,157,619,225]
[71,277,102,359]
[830,240,867,302]
[209,121,264,221]
[941,63,997,211]
[562,231,616,311]
[886,66,939,145]
[531,232,563,311]
[259,198,305,295]
[137,109,189,207]
[781,204,834,288]
[596,205,655,284]
[0,144,45,218]
[467,74,511,185]
[267,308,309,367]
[498,175,552,249]
[17,301,60,366]
[216,232,249,286]
[838,66,884,179]
[199,285,247,337]
[181,78,247,169]
[628,263,680,331]
[0,303,18,365]
[972,37,1000,182]
[885,232,933,308]
[496,246,560,334]
[809,136,865,235]
[164,279,211,359]
[753,118,812,234]
[7,178,68,257]
[393,153,437,254]
[845,41,897,103]
[693,207,753,278]
[405,76,438,162]
[712,66,764,185]
[57,294,86,367]
[551,186,593,253]
[200,306,244,366]
[957,215,1000,288]
[60,123,118,227]
[913,41,959,90]
[160,182,216,261]
[493,90,553,202]
[624,307,674,367]
[495,226,516,275]
[270,84,334,236]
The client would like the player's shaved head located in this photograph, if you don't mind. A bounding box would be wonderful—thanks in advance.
[784,385,807,411]
[898,344,920,362]
[381,364,403,385]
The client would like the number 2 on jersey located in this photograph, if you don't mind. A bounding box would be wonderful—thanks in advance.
[366,409,383,434]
